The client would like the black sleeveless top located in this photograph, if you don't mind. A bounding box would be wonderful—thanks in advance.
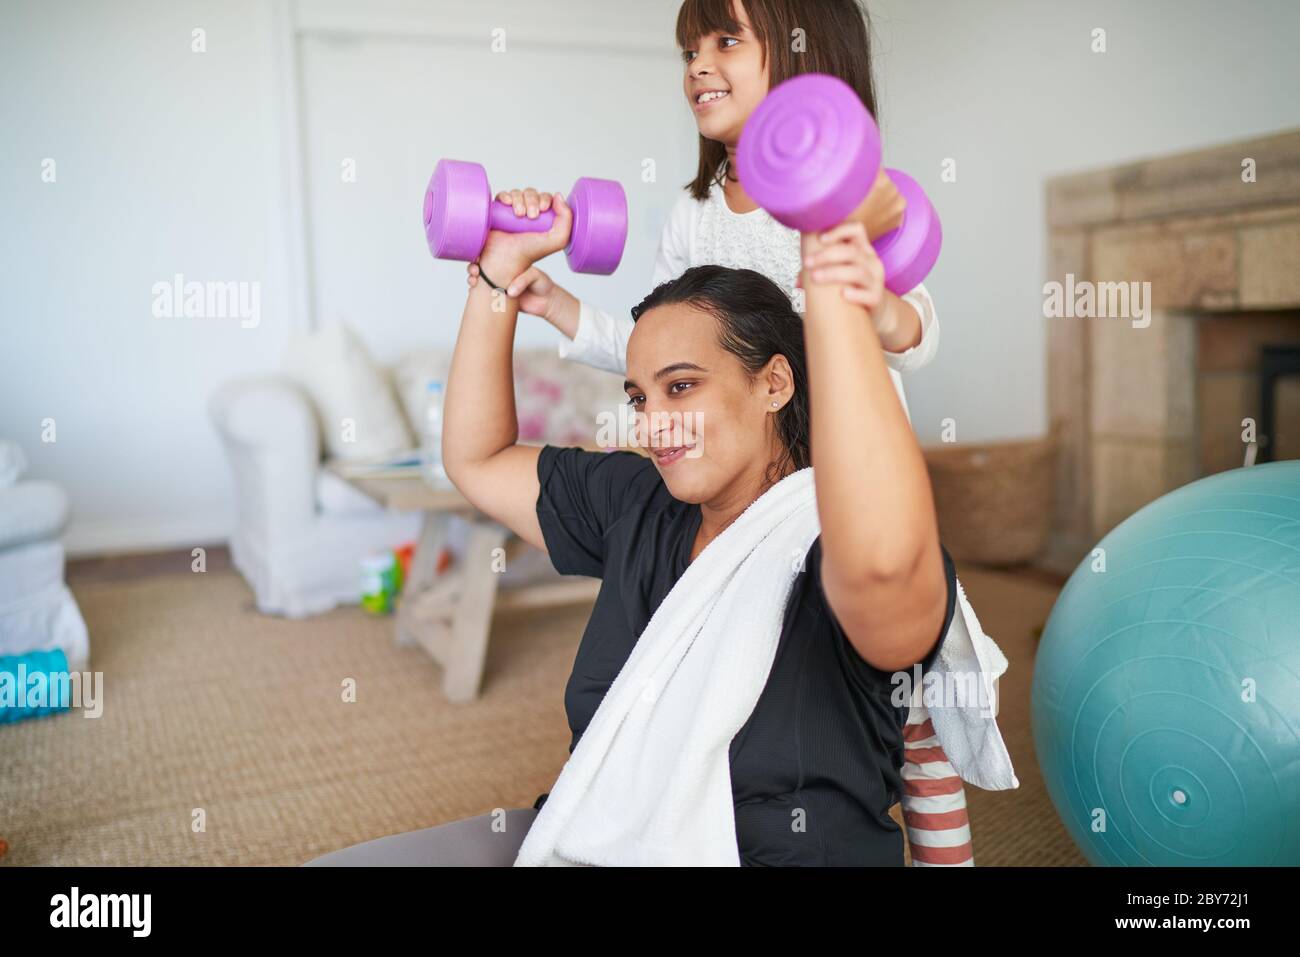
[530,444,957,866]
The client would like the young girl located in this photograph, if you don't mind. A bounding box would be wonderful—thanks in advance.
[472,0,934,409]
[468,0,973,866]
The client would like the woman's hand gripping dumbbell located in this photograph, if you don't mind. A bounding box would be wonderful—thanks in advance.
[737,72,942,297]
[424,159,627,307]
[465,187,566,319]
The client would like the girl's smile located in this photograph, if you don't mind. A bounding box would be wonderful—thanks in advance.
[692,88,731,112]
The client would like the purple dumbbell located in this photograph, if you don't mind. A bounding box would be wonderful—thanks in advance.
[736,72,942,295]
[423,159,628,275]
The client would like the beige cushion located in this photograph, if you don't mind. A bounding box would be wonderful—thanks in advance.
[284,322,413,461]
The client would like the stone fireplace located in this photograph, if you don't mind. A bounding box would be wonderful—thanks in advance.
[1043,130,1300,574]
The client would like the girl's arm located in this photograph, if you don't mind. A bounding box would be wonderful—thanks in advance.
[882,283,940,373]
[874,291,924,354]
[804,221,931,359]
[807,169,942,373]
[555,300,634,377]
[799,229,948,673]
[441,199,579,554]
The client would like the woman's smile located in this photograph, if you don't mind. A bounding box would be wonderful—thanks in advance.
[652,444,694,467]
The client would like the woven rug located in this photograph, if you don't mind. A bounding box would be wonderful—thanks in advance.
[0,563,1084,866]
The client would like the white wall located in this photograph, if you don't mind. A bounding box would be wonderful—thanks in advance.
[294,0,695,359]
[3,0,1298,556]
[867,0,1300,442]
[1,0,295,554]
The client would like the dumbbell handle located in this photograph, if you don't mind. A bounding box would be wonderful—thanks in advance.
[488,199,556,235]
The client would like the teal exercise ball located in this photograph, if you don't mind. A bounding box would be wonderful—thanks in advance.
[1032,461,1300,866]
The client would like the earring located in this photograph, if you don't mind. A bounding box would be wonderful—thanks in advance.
[771,401,779,409]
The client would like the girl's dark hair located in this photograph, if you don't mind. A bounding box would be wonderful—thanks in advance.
[676,0,879,201]
[630,265,810,487]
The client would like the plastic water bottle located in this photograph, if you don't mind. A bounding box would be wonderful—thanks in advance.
[423,379,448,485]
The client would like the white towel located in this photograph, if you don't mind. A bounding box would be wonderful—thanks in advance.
[514,466,1016,867]
[917,577,1020,792]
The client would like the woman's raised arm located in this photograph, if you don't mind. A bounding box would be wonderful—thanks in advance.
[441,195,576,555]
[798,225,948,673]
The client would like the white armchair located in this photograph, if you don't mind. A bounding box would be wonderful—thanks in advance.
[0,440,89,672]
[209,376,422,618]
[210,344,627,619]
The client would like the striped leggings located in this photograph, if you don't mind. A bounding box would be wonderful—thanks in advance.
[902,702,975,866]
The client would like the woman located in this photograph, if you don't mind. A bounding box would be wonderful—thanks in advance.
[304,183,956,866]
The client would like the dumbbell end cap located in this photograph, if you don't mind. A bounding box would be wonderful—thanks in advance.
[565,177,628,275]
[737,72,881,233]
[876,168,942,295]
[425,159,491,262]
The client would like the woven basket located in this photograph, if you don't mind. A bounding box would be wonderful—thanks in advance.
[922,430,1059,567]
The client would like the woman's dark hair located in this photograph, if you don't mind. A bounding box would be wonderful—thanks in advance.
[676,0,879,201]
[630,265,810,487]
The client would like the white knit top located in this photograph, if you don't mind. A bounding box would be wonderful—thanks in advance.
[559,179,940,422]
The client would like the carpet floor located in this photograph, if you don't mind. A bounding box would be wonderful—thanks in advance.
[0,560,1085,866]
